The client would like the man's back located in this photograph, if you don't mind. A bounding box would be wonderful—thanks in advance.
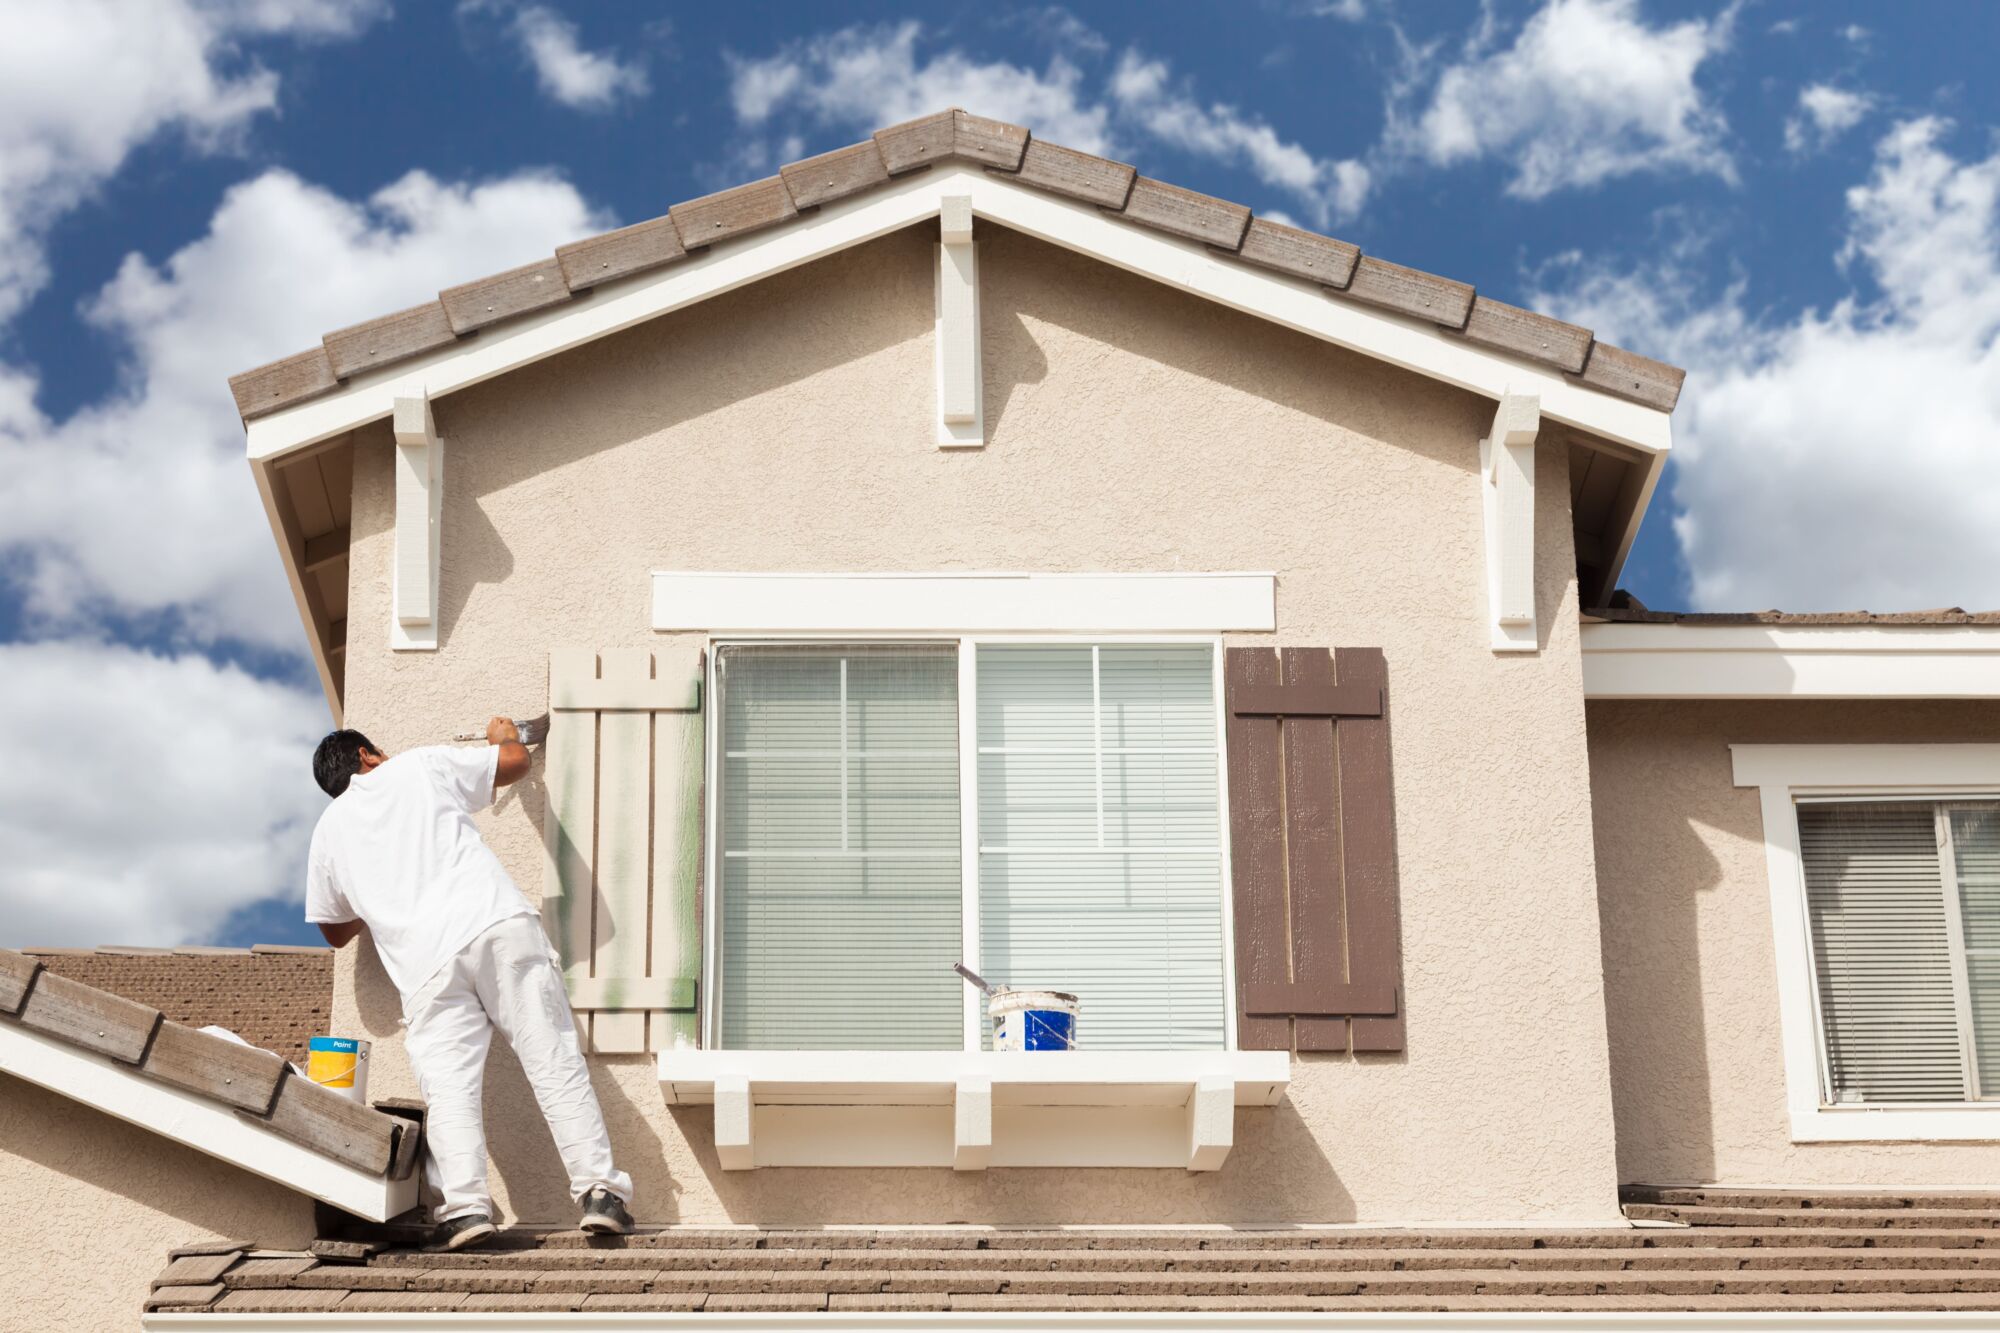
[306,746,536,1002]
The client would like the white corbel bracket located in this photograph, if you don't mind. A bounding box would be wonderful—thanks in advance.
[391,394,442,652]
[935,195,983,448]
[1480,393,1540,653]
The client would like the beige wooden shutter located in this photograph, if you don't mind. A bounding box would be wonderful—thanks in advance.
[544,648,703,1054]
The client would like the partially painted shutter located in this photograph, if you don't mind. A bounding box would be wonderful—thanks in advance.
[1224,646,1404,1053]
[544,649,703,1054]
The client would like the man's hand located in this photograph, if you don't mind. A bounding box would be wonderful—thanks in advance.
[489,715,531,788]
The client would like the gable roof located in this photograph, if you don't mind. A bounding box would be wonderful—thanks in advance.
[0,946,417,1221]
[228,108,1684,425]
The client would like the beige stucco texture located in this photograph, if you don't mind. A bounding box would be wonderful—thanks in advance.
[0,1074,313,1331]
[1591,698,2000,1187]
[332,221,1623,1225]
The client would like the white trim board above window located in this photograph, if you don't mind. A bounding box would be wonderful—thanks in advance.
[1734,744,2000,1141]
[652,571,1276,634]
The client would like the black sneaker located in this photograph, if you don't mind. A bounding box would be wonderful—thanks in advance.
[434,1212,497,1251]
[579,1187,633,1236]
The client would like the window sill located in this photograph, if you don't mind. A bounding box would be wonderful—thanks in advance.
[657,1049,1290,1172]
[1792,1103,2000,1143]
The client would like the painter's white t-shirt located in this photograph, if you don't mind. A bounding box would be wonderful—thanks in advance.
[305,745,536,1004]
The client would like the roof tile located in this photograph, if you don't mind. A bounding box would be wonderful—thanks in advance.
[1457,296,1593,374]
[439,258,571,335]
[998,139,1135,209]
[322,302,457,379]
[1117,176,1252,250]
[230,348,338,421]
[556,215,686,292]
[1573,341,1684,413]
[1230,217,1360,288]
[951,110,1030,169]
[1339,255,1475,328]
[874,110,957,175]
[147,1283,226,1310]
[779,140,892,210]
[669,176,798,250]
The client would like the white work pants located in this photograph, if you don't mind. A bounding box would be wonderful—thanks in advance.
[402,914,633,1222]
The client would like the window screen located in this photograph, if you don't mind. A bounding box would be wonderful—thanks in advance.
[716,644,962,1049]
[975,644,1227,1049]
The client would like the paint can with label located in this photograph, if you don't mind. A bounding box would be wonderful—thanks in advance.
[989,989,1081,1051]
[307,1036,371,1103]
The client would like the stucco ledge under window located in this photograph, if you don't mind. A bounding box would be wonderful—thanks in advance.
[658,1050,1290,1172]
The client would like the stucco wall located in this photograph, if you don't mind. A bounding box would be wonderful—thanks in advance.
[1590,698,2000,1186]
[330,221,1623,1225]
[0,1073,313,1332]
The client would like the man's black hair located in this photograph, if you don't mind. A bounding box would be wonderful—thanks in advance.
[313,729,380,798]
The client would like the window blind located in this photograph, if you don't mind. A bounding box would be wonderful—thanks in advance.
[976,644,1227,1049]
[716,644,962,1049]
[1951,805,2000,1094]
[1799,801,1965,1102]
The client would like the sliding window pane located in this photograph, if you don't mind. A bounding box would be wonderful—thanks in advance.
[1951,804,2000,1095]
[717,644,961,1049]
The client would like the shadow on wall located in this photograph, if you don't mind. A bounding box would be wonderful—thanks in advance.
[0,1074,316,1246]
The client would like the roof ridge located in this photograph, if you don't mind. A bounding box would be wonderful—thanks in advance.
[230,108,1685,421]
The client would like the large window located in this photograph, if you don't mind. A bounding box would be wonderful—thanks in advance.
[1801,799,2000,1103]
[712,640,1230,1051]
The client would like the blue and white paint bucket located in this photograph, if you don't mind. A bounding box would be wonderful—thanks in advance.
[989,989,1081,1051]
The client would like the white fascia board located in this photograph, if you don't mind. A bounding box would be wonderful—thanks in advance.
[244,168,1672,466]
[0,1020,414,1222]
[652,570,1276,633]
[142,1313,2000,1331]
[1583,622,2000,699]
[1730,742,2000,791]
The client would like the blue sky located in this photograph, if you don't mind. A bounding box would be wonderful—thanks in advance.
[4,0,1999,948]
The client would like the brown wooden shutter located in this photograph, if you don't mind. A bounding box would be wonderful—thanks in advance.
[1224,646,1405,1053]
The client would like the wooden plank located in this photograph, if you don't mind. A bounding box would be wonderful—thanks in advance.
[1458,296,1593,374]
[544,649,600,1016]
[386,1119,420,1181]
[874,110,955,175]
[1223,648,1290,1051]
[320,443,354,529]
[780,140,891,210]
[650,696,705,1053]
[1231,684,1382,718]
[999,138,1135,209]
[556,215,686,291]
[1244,981,1398,1017]
[1335,647,1404,1052]
[568,976,692,1010]
[952,110,1029,169]
[302,528,349,574]
[1338,255,1475,329]
[1116,176,1251,250]
[586,648,656,1054]
[254,1068,396,1175]
[439,257,571,335]
[670,177,798,250]
[143,1020,288,1115]
[1573,340,1686,412]
[322,301,456,379]
[0,948,41,1015]
[1279,649,1346,1054]
[551,675,701,713]
[230,347,338,421]
[17,970,161,1063]
[1228,217,1359,288]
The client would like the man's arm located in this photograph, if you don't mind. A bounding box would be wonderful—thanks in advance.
[487,716,532,788]
[318,920,364,948]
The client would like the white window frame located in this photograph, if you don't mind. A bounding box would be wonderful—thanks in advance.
[702,632,1237,1054]
[1733,744,2000,1141]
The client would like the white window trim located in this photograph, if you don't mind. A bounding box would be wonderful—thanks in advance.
[1733,744,2000,1141]
[702,632,1236,1056]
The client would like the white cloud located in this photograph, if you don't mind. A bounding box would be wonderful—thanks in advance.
[0,640,329,946]
[0,168,611,647]
[728,21,1114,154]
[0,0,385,323]
[1784,83,1873,155]
[1535,118,2000,612]
[1312,0,1369,19]
[504,3,650,110]
[727,21,1367,225]
[1389,0,1734,198]
[1110,52,1369,224]
[1839,23,1870,45]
